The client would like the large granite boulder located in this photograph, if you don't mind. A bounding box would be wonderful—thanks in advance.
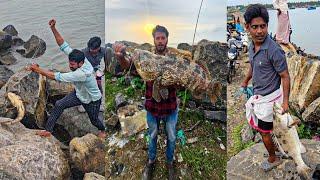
[285,49,320,114]
[302,96,320,124]
[0,123,70,179]
[0,65,14,88]
[54,106,102,138]
[0,52,17,65]
[22,35,46,58]
[69,133,105,175]
[177,43,193,53]
[227,139,320,180]
[3,25,18,36]
[0,31,12,51]
[0,70,46,128]
[193,39,228,83]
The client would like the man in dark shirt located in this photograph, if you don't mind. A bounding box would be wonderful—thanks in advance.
[113,25,178,180]
[241,4,290,171]
[82,36,106,93]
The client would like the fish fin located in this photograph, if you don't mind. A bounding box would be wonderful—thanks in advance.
[152,77,162,102]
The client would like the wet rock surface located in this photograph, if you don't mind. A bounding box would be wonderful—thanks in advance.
[227,139,320,180]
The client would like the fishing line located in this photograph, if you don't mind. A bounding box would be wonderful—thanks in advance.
[183,0,204,110]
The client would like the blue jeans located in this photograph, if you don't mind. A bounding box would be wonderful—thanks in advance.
[147,109,178,163]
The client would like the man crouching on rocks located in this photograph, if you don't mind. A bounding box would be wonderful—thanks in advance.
[241,4,290,172]
[27,19,106,139]
[113,25,178,180]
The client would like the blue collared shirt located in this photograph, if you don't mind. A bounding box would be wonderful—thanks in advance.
[249,35,288,96]
[54,41,102,104]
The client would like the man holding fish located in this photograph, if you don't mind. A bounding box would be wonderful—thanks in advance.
[241,4,291,171]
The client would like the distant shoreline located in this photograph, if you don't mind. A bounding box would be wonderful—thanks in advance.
[228,1,320,12]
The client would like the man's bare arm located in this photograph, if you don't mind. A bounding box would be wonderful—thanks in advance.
[28,64,55,80]
[279,69,290,113]
[49,19,64,46]
[241,64,253,87]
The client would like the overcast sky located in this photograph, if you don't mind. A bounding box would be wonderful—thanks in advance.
[228,0,316,6]
[106,0,226,46]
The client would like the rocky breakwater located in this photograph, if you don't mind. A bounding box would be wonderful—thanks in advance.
[0,25,46,72]
[0,25,105,179]
[282,44,320,125]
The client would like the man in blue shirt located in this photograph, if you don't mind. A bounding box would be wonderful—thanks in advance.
[241,4,290,171]
[28,19,106,138]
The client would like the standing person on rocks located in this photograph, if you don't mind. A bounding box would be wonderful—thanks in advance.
[82,36,106,93]
[113,25,178,180]
[273,0,291,45]
[241,4,290,171]
[28,19,106,139]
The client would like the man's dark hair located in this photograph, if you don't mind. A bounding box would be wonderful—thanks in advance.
[244,4,269,24]
[152,25,169,38]
[87,36,101,50]
[69,49,85,63]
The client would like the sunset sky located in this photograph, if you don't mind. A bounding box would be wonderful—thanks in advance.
[106,0,226,46]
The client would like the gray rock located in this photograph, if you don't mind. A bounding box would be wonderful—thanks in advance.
[0,123,70,179]
[177,43,193,52]
[117,104,147,137]
[55,106,102,138]
[0,52,17,65]
[193,40,228,107]
[0,66,13,89]
[193,40,228,83]
[115,93,127,109]
[12,36,24,46]
[23,35,46,58]
[302,96,320,124]
[188,101,197,109]
[204,110,226,122]
[70,134,105,175]
[3,25,18,36]
[227,139,319,180]
[0,32,12,51]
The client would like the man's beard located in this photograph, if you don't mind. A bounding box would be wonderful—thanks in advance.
[156,44,167,53]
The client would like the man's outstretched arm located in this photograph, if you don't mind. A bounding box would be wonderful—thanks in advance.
[27,64,55,80]
[49,19,64,46]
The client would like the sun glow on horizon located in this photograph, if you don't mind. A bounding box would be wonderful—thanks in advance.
[143,23,155,36]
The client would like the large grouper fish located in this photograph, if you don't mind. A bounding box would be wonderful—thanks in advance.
[272,103,312,178]
[132,49,221,104]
